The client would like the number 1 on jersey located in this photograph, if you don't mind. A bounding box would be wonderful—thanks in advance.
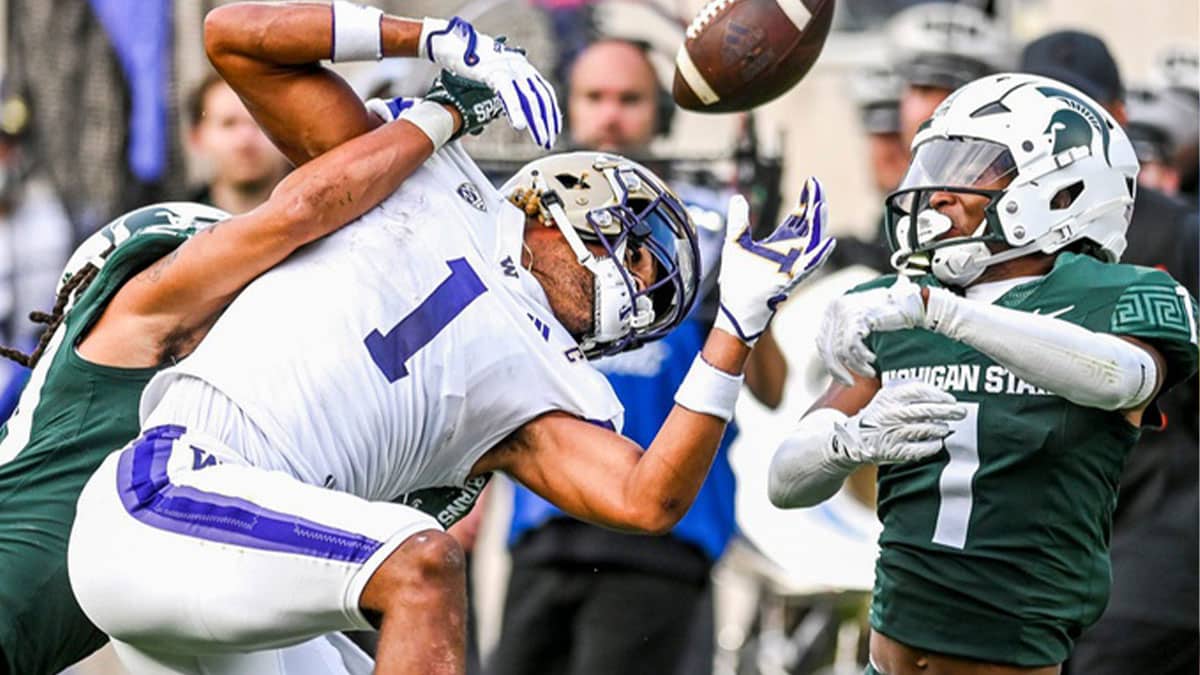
[932,401,980,550]
[364,258,486,382]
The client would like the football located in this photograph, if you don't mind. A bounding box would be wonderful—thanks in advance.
[672,0,836,113]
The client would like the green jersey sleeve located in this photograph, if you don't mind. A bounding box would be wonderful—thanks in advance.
[1107,269,1199,391]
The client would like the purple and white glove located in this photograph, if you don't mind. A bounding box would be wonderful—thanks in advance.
[715,177,837,345]
[419,16,560,150]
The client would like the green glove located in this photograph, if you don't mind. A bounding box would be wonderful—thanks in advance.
[425,69,507,140]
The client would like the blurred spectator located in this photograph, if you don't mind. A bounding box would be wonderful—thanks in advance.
[1152,45,1200,199]
[0,83,73,422]
[186,73,289,214]
[887,1,1011,149]
[564,39,667,156]
[1021,29,1200,675]
[828,64,906,275]
[446,490,489,675]
[853,65,908,197]
[1125,85,1196,196]
[487,38,786,675]
[531,0,597,87]
[7,0,187,235]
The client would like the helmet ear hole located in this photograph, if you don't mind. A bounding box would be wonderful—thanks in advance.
[1050,181,1085,210]
[555,173,590,190]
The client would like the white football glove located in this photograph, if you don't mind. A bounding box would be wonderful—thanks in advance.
[419,17,560,150]
[831,381,965,466]
[715,177,836,345]
[816,274,926,385]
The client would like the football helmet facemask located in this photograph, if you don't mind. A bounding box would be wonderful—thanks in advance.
[885,73,1139,286]
[502,152,700,358]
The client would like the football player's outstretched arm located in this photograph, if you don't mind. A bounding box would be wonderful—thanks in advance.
[767,374,964,509]
[487,331,748,533]
[483,180,837,532]
[78,102,466,367]
[205,1,559,165]
[818,274,1171,423]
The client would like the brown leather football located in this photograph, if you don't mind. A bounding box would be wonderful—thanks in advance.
[672,0,836,113]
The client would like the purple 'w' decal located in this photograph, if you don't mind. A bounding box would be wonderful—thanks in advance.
[365,258,487,382]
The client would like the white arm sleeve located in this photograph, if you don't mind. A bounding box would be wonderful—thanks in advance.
[925,288,1160,410]
[768,408,855,509]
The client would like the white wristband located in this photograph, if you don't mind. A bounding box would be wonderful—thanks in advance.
[674,354,744,422]
[398,100,456,151]
[331,1,383,62]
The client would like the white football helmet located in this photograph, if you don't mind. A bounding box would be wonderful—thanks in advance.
[1126,84,1199,164]
[887,2,1011,90]
[502,152,700,358]
[1153,43,1199,98]
[885,73,1139,286]
[850,64,903,134]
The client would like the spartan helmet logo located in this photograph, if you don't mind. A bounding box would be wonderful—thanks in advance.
[1037,85,1113,164]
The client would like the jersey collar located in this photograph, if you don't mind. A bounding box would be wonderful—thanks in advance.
[495,201,553,312]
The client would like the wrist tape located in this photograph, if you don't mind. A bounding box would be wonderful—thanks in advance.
[331,1,383,62]
[398,100,456,151]
[673,354,744,422]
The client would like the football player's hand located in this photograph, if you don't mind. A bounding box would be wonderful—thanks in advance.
[419,17,559,150]
[832,381,965,466]
[424,70,505,139]
[715,177,836,345]
[817,275,926,385]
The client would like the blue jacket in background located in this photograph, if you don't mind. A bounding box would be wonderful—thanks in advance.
[508,314,739,562]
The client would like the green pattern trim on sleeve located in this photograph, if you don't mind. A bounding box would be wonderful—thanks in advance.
[1110,283,1198,344]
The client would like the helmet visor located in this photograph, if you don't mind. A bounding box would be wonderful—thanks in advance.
[894,137,1016,213]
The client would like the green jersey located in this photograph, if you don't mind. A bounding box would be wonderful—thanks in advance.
[855,253,1198,667]
[0,204,217,675]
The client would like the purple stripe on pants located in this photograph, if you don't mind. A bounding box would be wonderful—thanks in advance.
[117,425,383,564]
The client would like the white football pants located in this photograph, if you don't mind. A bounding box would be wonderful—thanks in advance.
[68,420,439,673]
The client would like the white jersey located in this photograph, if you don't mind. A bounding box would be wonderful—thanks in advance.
[141,143,623,501]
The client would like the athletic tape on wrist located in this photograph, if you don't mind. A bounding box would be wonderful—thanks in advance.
[399,100,456,151]
[674,354,744,422]
[331,1,383,62]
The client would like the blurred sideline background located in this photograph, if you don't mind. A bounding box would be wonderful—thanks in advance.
[0,1,1193,674]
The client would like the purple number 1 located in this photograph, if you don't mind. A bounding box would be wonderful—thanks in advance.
[364,258,487,382]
